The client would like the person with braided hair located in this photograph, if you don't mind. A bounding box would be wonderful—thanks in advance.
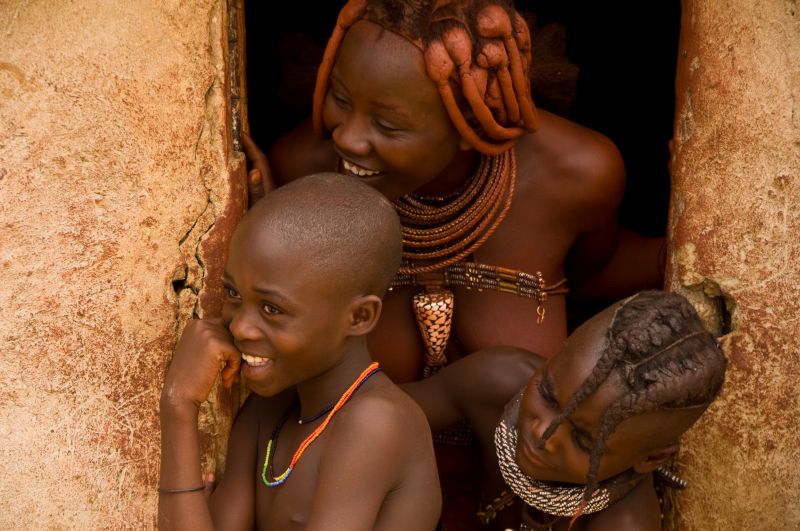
[404,290,726,530]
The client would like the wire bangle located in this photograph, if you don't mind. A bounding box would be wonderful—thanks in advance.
[158,485,205,494]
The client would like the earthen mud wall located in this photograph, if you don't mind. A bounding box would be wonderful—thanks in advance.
[2,0,799,529]
[0,1,243,528]
[668,1,800,529]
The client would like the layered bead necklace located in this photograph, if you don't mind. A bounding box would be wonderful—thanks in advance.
[261,362,382,487]
[493,392,686,520]
[393,150,516,274]
[390,150,519,374]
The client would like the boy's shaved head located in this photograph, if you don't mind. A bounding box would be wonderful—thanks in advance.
[237,173,402,297]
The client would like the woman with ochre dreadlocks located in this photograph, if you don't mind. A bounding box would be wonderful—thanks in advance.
[242,0,664,526]
[405,290,726,530]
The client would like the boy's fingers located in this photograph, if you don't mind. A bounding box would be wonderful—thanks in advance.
[220,353,242,388]
[205,316,225,327]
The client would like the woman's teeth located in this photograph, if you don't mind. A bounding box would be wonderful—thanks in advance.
[241,353,271,367]
[342,159,381,176]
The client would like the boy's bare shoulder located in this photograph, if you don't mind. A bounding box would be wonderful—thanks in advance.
[267,118,338,185]
[336,379,432,446]
[325,377,435,476]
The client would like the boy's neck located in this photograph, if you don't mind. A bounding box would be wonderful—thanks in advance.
[294,340,376,420]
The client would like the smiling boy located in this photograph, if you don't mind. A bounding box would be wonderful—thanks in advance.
[159,173,441,530]
[404,291,726,530]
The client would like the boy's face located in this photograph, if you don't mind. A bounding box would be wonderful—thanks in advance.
[221,222,354,397]
[516,307,671,484]
[322,20,467,201]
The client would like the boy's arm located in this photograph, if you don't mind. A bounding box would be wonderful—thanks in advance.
[305,395,440,531]
[206,396,260,530]
[158,318,244,531]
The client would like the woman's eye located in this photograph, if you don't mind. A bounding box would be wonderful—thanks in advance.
[225,287,240,299]
[572,430,593,453]
[375,120,400,133]
[332,93,350,107]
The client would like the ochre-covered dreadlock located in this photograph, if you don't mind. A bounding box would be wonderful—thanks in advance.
[538,291,727,519]
[312,0,539,156]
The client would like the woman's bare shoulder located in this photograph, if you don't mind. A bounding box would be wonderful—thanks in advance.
[515,110,625,211]
[267,118,338,185]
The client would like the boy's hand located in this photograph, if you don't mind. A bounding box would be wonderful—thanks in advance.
[161,318,241,415]
[242,133,274,207]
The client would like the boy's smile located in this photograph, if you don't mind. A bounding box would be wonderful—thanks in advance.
[221,220,354,398]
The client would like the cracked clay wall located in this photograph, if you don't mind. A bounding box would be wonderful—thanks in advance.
[0,1,244,528]
[668,1,800,529]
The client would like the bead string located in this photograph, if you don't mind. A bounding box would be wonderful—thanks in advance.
[298,403,335,425]
[261,362,382,487]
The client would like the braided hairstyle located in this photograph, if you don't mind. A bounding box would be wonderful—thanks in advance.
[538,291,726,516]
[312,0,539,156]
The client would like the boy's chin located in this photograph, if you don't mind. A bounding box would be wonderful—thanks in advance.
[242,369,291,397]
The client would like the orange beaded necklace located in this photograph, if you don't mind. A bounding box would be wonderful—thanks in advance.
[261,362,382,487]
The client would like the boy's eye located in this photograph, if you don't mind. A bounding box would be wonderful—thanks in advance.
[225,286,240,299]
[263,303,282,315]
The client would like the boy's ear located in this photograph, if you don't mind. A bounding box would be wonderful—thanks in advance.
[346,295,383,336]
[632,442,679,475]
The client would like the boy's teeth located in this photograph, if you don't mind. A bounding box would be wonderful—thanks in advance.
[242,353,270,366]
[343,159,380,176]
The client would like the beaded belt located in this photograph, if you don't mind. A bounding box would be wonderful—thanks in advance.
[390,261,568,374]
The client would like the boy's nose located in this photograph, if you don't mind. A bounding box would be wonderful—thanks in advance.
[332,115,371,158]
[227,309,262,342]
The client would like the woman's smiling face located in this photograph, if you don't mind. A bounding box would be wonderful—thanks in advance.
[321,20,471,201]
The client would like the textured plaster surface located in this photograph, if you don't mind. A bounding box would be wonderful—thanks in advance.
[668,1,800,529]
[0,0,242,528]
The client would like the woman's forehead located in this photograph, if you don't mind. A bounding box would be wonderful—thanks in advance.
[549,310,615,384]
[335,20,437,98]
